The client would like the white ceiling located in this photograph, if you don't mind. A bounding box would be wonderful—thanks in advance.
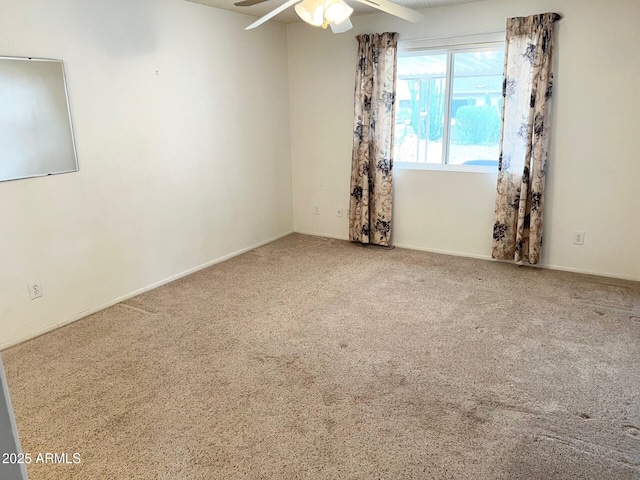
[185,0,486,25]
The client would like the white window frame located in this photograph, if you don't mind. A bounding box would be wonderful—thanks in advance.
[395,32,505,173]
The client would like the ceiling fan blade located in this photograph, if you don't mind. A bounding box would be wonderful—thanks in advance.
[234,0,269,6]
[329,17,353,33]
[245,0,301,29]
[351,0,422,23]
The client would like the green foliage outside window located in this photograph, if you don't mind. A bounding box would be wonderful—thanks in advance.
[406,78,445,141]
[451,104,501,145]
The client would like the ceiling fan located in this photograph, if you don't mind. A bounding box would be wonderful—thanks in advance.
[235,0,423,33]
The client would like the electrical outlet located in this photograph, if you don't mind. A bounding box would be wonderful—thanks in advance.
[28,281,43,300]
[314,205,320,215]
[573,231,585,245]
[336,207,343,217]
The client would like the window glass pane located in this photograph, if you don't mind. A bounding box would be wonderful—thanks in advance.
[448,48,504,167]
[395,54,447,164]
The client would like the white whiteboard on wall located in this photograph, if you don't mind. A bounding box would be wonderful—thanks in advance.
[0,56,78,183]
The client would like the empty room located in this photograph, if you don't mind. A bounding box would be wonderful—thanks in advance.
[1,0,639,478]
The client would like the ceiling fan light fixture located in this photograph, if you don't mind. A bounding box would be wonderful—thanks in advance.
[245,0,421,32]
[329,16,353,33]
[323,0,353,24]
[295,0,325,26]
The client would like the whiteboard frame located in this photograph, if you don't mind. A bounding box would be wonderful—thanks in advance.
[0,56,79,183]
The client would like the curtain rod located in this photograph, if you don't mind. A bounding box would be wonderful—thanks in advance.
[401,31,505,43]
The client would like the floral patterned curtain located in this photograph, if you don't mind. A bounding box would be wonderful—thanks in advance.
[492,13,561,264]
[349,33,398,247]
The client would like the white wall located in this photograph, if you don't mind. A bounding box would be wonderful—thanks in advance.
[0,0,293,349]
[288,0,640,281]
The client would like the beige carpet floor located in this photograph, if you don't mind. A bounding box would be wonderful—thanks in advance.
[3,234,640,479]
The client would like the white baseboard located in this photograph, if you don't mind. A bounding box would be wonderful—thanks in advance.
[4,229,636,352]
[392,242,493,261]
[306,235,640,283]
[538,263,639,283]
[385,241,639,282]
[294,230,350,241]
[0,230,294,351]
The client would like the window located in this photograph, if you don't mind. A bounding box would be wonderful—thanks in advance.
[394,38,505,171]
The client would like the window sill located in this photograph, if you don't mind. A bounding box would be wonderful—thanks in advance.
[395,162,497,174]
